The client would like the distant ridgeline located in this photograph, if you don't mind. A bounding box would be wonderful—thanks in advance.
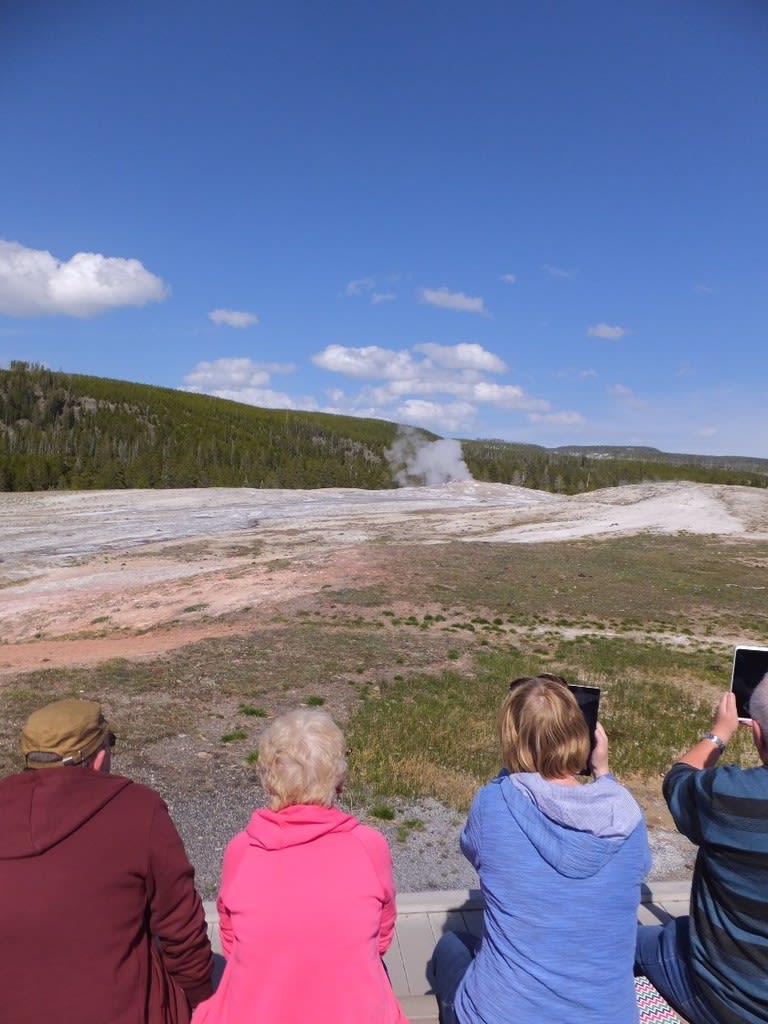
[462,440,768,493]
[1,362,767,493]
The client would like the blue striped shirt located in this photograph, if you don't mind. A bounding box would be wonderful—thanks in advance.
[665,762,768,1024]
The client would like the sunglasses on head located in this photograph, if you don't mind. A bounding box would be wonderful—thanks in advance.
[509,673,568,692]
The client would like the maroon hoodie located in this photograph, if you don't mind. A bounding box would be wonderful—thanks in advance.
[0,767,213,1024]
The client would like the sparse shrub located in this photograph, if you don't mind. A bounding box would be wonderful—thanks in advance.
[370,804,396,821]
[239,704,267,717]
[403,817,425,831]
[221,729,247,743]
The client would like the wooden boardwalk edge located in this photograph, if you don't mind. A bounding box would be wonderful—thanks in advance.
[203,879,691,1021]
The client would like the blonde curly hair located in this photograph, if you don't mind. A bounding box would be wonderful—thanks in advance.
[258,708,347,810]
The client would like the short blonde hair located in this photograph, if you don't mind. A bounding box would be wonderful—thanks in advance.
[258,709,347,810]
[499,676,589,779]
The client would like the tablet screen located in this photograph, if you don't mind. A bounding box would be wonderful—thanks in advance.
[731,646,768,721]
[567,684,600,774]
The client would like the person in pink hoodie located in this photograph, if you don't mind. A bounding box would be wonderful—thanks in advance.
[192,708,409,1024]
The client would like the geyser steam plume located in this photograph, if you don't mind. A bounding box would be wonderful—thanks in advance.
[385,427,473,486]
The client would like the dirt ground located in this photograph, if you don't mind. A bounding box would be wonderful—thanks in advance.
[2,479,767,892]
[3,479,767,674]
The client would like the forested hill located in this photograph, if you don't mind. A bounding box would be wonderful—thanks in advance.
[0,362,416,490]
[1,362,767,493]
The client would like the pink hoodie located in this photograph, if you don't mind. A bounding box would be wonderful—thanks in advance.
[193,804,409,1024]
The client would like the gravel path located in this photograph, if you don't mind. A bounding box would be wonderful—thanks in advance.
[141,765,694,900]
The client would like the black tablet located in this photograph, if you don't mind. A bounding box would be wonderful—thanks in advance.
[567,683,600,774]
[730,646,768,722]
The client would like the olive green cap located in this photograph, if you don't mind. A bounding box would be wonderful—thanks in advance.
[21,698,110,768]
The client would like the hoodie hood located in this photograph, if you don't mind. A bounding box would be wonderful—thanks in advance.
[501,772,643,879]
[0,768,132,859]
[245,803,360,851]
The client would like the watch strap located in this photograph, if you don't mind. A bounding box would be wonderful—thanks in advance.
[700,732,725,749]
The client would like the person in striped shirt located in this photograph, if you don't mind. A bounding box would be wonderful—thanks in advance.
[635,675,768,1024]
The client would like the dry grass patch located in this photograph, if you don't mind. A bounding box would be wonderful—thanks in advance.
[2,529,766,825]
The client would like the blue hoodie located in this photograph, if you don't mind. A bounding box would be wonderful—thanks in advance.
[455,772,650,1024]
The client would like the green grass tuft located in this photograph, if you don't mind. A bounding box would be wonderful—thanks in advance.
[369,803,396,820]
[221,729,247,743]
[238,704,267,717]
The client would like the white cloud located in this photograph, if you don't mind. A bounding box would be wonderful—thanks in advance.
[471,381,550,411]
[414,342,507,373]
[181,357,314,411]
[500,273,517,284]
[209,308,258,328]
[207,387,315,409]
[345,278,396,304]
[609,383,647,409]
[182,356,303,411]
[184,358,269,391]
[312,341,561,430]
[313,344,416,380]
[182,343,578,439]
[0,239,168,318]
[353,376,472,406]
[418,287,487,315]
[344,277,375,296]
[528,410,587,426]
[541,264,573,279]
[693,283,716,295]
[557,367,598,379]
[183,356,293,388]
[314,343,514,405]
[395,399,477,432]
[588,323,627,340]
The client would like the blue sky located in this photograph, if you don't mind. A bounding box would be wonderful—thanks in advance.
[2,1,766,457]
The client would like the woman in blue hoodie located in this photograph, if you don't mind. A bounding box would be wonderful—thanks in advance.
[431,675,651,1024]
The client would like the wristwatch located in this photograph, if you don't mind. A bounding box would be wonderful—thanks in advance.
[700,732,726,749]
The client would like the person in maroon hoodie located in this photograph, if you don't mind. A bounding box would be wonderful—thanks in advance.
[0,697,213,1024]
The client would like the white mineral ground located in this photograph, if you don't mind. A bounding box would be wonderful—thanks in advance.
[1,480,767,893]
